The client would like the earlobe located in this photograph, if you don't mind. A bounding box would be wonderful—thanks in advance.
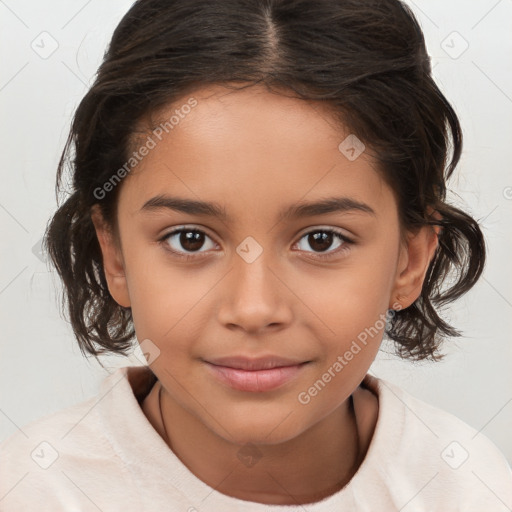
[390,221,440,310]
[90,205,131,308]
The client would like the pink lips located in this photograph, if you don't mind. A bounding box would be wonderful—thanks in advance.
[203,356,310,392]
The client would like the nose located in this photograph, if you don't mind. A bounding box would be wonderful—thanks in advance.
[216,250,293,334]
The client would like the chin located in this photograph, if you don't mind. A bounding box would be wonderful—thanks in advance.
[209,410,308,447]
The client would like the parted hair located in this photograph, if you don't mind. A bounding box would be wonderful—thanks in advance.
[44,0,486,361]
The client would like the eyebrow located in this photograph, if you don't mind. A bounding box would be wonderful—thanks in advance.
[140,194,376,222]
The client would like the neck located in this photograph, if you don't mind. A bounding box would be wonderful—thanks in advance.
[144,380,365,505]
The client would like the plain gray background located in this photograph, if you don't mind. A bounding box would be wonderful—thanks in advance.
[1,0,511,466]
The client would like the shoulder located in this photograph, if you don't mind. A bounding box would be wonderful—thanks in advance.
[362,375,512,509]
[0,392,105,464]
[0,367,142,510]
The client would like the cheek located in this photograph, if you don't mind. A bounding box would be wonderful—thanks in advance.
[296,232,399,371]
[344,227,400,311]
[301,239,398,329]
[124,246,217,350]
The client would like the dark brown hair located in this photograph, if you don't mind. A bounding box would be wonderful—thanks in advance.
[44,0,486,362]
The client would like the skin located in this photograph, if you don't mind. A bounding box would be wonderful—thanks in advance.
[91,83,439,505]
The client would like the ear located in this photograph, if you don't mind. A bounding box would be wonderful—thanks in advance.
[90,204,131,308]
[389,211,441,310]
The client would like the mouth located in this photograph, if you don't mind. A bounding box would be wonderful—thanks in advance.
[203,356,312,392]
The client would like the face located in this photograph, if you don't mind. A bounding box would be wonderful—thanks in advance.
[93,83,437,446]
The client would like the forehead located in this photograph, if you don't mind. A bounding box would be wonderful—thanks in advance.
[120,84,392,220]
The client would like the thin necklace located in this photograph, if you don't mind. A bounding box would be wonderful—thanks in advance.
[349,393,362,474]
[158,382,172,449]
[158,382,362,487]
[330,394,361,494]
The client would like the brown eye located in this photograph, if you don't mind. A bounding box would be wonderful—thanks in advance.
[295,229,353,259]
[177,230,205,251]
[306,231,335,252]
[161,227,216,257]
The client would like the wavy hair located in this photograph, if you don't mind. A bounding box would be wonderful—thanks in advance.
[44,0,486,361]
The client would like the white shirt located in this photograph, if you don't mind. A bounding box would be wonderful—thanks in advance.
[1,365,511,511]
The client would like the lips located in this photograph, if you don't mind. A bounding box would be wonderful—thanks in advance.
[206,355,308,371]
[203,355,311,392]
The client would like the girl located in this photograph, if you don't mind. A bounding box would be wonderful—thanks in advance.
[1,0,511,510]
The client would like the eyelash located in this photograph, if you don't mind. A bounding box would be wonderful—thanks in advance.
[158,226,354,261]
